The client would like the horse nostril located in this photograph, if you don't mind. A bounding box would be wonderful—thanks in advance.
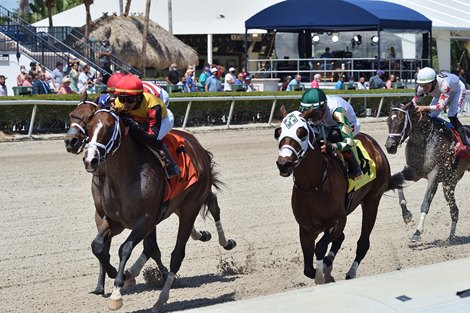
[91,158,99,168]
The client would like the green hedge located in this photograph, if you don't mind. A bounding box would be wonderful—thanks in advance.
[0,90,424,133]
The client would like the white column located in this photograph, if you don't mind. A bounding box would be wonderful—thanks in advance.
[435,30,451,72]
[207,34,213,66]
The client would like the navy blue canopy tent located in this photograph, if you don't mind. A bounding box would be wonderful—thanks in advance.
[244,0,432,69]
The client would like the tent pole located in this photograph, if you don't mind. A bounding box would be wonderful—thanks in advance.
[376,26,381,70]
[244,29,248,72]
[207,34,213,66]
[429,29,432,68]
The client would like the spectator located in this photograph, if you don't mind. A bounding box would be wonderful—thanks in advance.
[28,62,40,81]
[369,70,386,89]
[458,69,467,88]
[197,66,210,91]
[310,73,321,88]
[97,39,112,74]
[166,63,180,85]
[56,77,75,94]
[279,75,291,91]
[16,65,27,86]
[22,74,33,87]
[388,46,398,72]
[244,75,257,92]
[334,75,345,90]
[0,75,7,96]
[286,74,302,91]
[224,67,236,91]
[235,73,244,85]
[356,76,369,90]
[385,74,397,89]
[413,66,421,83]
[320,47,333,58]
[33,73,51,94]
[184,67,196,92]
[78,65,93,92]
[69,61,80,93]
[51,61,65,90]
[205,68,223,92]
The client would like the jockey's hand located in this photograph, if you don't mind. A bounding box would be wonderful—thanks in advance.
[416,105,429,112]
[123,117,138,128]
[320,140,335,154]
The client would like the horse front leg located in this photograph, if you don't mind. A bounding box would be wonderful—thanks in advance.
[299,226,318,280]
[124,228,168,288]
[152,211,199,313]
[108,220,151,311]
[315,229,335,284]
[393,169,413,224]
[90,216,122,295]
[442,182,459,241]
[411,173,439,243]
[322,232,345,283]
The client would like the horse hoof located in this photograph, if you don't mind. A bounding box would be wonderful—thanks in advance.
[152,303,164,313]
[108,298,123,310]
[123,277,136,289]
[223,239,237,250]
[403,212,413,224]
[346,274,353,280]
[199,231,212,242]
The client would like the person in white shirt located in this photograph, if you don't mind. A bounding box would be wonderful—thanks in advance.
[224,67,236,91]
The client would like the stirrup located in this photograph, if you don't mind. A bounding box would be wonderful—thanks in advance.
[166,165,181,179]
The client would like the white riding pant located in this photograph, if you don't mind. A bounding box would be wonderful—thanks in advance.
[158,109,174,140]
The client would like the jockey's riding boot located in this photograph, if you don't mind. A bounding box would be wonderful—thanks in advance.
[345,153,362,178]
[160,145,181,179]
[456,127,470,151]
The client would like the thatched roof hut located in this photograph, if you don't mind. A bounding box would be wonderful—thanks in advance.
[89,15,198,70]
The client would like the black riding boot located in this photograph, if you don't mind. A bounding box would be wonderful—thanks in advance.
[456,127,470,151]
[345,153,362,178]
[160,145,181,179]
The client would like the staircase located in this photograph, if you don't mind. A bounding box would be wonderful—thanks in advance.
[0,4,140,76]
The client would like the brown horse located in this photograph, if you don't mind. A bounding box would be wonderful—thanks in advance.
[81,108,236,312]
[385,102,470,242]
[275,108,399,283]
[64,96,222,296]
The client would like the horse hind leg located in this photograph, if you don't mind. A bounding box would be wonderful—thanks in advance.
[347,198,378,280]
[206,192,236,250]
[442,182,459,241]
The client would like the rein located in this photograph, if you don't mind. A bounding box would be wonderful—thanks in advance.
[68,101,99,152]
[87,109,122,162]
[388,107,412,145]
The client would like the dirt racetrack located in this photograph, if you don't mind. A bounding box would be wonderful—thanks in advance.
[1,116,470,313]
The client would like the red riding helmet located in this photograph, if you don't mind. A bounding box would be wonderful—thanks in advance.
[106,72,126,92]
[114,74,144,96]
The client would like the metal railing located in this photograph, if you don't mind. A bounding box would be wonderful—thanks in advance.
[248,57,431,82]
[0,92,420,137]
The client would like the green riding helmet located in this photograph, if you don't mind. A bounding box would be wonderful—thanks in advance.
[299,88,327,111]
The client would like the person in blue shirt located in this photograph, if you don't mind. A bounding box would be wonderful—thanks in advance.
[334,75,345,90]
[286,74,302,91]
[205,68,223,92]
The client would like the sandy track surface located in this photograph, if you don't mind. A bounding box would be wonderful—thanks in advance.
[1,117,470,313]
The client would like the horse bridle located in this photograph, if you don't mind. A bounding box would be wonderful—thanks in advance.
[87,109,122,162]
[67,101,99,153]
[388,107,413,146]
[279,122,316,167]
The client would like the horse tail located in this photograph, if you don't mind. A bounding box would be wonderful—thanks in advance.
[206,150,225,191]
[200,149,226,219]
[385,172,404,191]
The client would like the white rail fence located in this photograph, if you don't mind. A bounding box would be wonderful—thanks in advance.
[1,91,469,137]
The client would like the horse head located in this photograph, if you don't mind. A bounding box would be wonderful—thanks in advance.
[385,101,415,154]
[82,109,122,173]
[64,92,101,154]
[275,107,314,177]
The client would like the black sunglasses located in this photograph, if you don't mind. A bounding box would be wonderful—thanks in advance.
[118,96,138,104]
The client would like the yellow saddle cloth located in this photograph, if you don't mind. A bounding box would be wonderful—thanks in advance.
[347,139,376,193]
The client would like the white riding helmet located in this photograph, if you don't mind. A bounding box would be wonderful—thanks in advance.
[416,67,436,85]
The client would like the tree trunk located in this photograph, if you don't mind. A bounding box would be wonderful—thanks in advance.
[18,0,29,19]
[45,0,53,27]
[119,0,123,16]
[124,0,131,17]
[84,0,94,58]
[141,0,151,76]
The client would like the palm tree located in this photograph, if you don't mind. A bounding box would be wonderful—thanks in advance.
[84,0,94,58]
[141,0,151,75]
[18,0,29,19]
[45,0,54,27]
[124,0,131,17]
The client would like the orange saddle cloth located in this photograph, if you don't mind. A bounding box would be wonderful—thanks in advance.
[162,132,199,201]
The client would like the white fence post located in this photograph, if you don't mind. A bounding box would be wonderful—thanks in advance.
[226,99,236,129]
[182,101,192,129]
[28,104,38,137]
[268,99,277,126]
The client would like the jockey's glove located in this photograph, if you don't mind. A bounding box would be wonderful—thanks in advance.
[123,117,139,129]
[320,140,336,154]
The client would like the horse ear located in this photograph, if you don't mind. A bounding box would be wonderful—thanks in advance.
[79,90,88,102]
[92,94,101,104]
[279,105,287,118]
[274,127,282,141]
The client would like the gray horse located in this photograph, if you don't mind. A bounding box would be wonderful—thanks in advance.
[385,102,470,242]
